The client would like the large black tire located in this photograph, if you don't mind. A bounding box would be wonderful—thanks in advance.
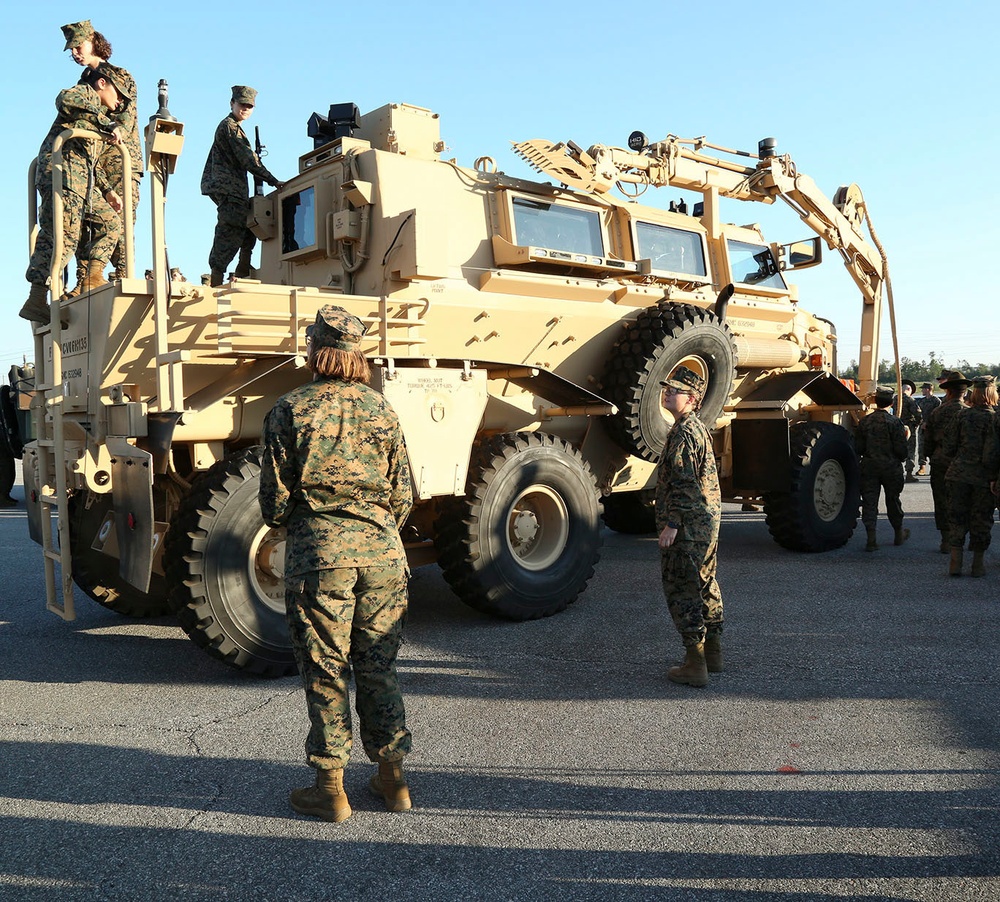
[434,432,602,620]
[69,493,172,617]
[602,303,737,461]
[163,448,295,676]
[764,422,860,552]
[601,489,657,535]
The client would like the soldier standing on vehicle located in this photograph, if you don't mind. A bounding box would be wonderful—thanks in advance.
[855,387,910,551]
[915,382,941,475]
[201,86,283,287]
[943,376,999,577]
[21,64,126,324]
[61,20,141,293]
[899,379,922,483]
[259,305,414,823]
[655,365,724,688]
[923,371,970,553]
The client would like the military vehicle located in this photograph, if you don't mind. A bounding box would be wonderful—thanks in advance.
[13,95,891,675]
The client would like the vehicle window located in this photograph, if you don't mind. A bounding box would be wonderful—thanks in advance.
[512,197,604,256]
[636,222,706,276]
[727,239,786,289]
[282,187,316,254]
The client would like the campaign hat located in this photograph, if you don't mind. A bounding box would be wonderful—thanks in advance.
[939,371,972,389]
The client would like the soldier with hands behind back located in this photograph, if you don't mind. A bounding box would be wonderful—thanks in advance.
[855,387,910,551]
[202,85,283,287]
[655,365,724,689]
[915,382,941,476]
[259,306,414,823]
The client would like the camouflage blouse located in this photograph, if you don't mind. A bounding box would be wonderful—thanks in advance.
[655,411,721,545]
[259,378,413,575]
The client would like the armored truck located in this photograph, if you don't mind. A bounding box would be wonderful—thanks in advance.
[14,98,890,674]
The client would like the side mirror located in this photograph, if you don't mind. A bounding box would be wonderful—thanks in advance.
[779,237,823,270]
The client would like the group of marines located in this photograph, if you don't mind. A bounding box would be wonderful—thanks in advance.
[858,369,1000,577]
[20,19,281,326]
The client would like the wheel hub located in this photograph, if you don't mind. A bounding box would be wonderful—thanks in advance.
[250,526,287,612]
[813,459,846,522]
[506,485,569,571]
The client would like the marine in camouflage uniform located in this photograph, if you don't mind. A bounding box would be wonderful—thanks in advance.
[915,382,941,474]
[942,376,1000,576]
[21,67,126,324]
[655,365,723,688]
[83,64,141,280]
[61,21,143,284]
[259,305,413,821]
[854,388,909,550]
[899,380,922,481]
[201,86,281,285]
[922,371,970,551]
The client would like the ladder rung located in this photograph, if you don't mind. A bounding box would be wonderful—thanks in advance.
[40,494,60,505]
[43,549,64,562]
[37,439,55,447]
[35,384,58,391]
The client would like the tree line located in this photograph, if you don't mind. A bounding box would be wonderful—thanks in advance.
[839,352,1000,384]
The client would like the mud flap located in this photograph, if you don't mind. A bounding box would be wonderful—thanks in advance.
[107,436,154,593]
[22,446,42,545]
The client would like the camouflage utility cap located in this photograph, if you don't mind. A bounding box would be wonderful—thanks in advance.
[921,382,933,389]
[62,20,94,50]
[231,85,258,105]
[307,305,366,350]
[874,387,895,407]
[95,62,134,101]
[661,365,706,398]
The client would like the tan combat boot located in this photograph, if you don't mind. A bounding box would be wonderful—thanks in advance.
[289,768,352,822]
[81,260,108,293]
[370,760,411,812]
[704,632,724,673]
[971,551,985,578]
[19,283,50,324]
[62,260,88,299]
[668,643,709,687]
[865,527,878,552]
[949,547,963,577]
[894,526,910,546]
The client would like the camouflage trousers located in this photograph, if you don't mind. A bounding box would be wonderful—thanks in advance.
[860,460,904,529]
[929,457,954,532]
[285,564,411,771]
[904,431,917,476]
[661,540,723,647]
[208,195,255,272]
[26,184,121,287]
[946,481,997,552]
[79,177,141,276]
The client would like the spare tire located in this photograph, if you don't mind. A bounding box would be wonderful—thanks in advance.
[602,303,737,461]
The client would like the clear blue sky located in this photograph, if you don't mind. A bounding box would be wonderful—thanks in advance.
[3,1,998,377]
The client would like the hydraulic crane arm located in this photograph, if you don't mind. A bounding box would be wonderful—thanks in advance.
[513,136,893,396]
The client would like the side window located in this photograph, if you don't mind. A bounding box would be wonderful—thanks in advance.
[282,187,316,255]
[727,239,787,290]
[511,197,604,256]
[635,222,707,276]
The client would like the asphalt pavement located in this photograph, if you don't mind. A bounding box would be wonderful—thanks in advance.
[1,470,997,902]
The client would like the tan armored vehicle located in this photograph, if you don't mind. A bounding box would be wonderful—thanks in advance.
[13,97,890,674]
